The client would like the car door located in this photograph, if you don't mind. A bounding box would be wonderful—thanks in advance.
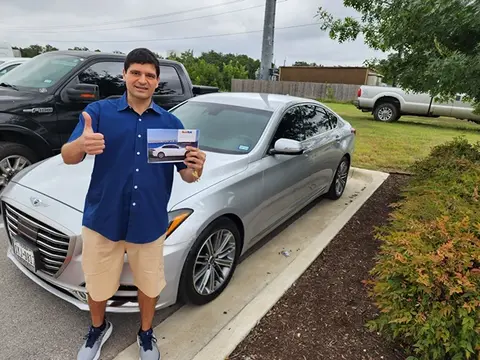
[55,60,125,144]
[152,64,188,110]
[305,104,343,197]
[247,104,318,241]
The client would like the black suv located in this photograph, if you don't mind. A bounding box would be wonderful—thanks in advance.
[0,50,217,191]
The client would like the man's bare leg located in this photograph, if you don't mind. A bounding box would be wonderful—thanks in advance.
[88,294,107,327]
[138,289,158,331]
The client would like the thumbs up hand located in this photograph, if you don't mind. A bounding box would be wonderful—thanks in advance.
[81,111,105,155]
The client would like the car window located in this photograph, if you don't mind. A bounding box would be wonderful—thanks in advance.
[0,53,83,90]
[77,61,125,98]
[154,65,184,95]
[0,64,19,76]
[171,101,272,154]
[317,106,339,132]
[272,104,325,145]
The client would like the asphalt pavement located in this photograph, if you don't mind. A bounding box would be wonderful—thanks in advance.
[0,218,180,360]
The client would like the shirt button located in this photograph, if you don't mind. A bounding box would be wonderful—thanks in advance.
[136,168,139,172]
[132,202,136,206]
[137,152,140,155]
[138,134,141,138]
[134,185,138,189]
[139,118,142,121]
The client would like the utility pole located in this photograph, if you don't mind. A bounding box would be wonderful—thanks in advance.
[259,0,277,80]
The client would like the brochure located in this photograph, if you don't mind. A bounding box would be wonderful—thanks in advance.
[147,128,199,163]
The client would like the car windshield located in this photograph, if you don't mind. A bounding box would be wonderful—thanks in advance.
[0,53,83,91]
[170,100,272,154]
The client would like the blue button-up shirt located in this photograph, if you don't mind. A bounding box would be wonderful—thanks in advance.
[67,93,187,244]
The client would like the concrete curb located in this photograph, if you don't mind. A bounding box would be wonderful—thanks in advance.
[191,168,389,360]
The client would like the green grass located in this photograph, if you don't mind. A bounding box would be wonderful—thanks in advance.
[323,102,480,172]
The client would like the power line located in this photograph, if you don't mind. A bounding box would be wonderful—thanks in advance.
[13,1,287,34]
[0,0,247,30]
[40,22,319,43]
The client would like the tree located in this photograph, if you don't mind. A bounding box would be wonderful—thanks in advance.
[316,0,480,112]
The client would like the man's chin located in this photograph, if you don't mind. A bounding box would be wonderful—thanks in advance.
[131,91,152,99]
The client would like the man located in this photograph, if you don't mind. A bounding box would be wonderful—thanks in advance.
[61,48,206,360]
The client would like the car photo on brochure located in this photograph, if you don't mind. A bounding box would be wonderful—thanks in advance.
[147,128,200,163]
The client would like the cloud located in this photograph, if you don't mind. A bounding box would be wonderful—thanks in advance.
[1,0,385,66]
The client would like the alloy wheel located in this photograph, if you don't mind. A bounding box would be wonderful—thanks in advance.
[335,160,349,196]
[0,155,31,192]
[192,229,237,296]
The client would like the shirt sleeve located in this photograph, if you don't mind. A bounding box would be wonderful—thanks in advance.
[170,113,188,173]
[67,102,101,143]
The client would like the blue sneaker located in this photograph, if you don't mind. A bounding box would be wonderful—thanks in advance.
[77,321,113,360]
[137,328,161,360]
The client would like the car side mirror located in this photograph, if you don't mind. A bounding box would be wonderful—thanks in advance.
[269,138,304,155]
[66,84,100,102]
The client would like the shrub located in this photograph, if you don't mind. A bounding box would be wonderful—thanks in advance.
[366,137,480,360]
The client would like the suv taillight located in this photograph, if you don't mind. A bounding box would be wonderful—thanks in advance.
[357,88,362,97]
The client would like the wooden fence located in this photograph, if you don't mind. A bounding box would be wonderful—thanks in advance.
[231,79,359,102]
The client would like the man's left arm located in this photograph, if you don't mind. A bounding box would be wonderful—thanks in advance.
[178,146,206,183]
[170,113,206,183]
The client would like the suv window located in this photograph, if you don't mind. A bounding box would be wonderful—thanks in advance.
[155,65,183,95]
[78,61,125,98]
[272,105,322,144]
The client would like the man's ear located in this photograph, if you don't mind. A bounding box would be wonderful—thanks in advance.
[122,69,127,82]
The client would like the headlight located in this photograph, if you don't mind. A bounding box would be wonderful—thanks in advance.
[166,208,193,238]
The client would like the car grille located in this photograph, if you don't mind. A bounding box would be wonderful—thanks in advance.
[4,203,71,276]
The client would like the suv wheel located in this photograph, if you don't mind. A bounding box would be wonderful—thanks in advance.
[0,142,38,192]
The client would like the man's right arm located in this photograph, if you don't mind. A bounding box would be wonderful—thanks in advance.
[61,103,101,165]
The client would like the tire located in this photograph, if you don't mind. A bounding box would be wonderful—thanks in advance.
[178,217,242,305]
[0,141,39,192]
[326,156,350,200]
[157,152,165,158]
[373,102,399,122]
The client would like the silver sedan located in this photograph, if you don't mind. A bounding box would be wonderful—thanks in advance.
[0,92,356,313]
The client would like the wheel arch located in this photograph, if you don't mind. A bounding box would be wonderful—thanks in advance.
[374,96,401,112]
[0,127,52,160]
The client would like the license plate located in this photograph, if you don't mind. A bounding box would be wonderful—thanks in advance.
[13,238,36,270]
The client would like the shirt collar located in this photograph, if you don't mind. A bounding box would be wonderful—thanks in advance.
[117,92,163,115]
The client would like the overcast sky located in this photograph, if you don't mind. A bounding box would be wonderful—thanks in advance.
[0,0,385,66]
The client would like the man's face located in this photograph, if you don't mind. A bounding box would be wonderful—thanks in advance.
[123,63,159,100]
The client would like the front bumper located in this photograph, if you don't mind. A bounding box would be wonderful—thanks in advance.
[1,183,193,313]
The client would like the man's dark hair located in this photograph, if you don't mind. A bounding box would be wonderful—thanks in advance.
[124,48,160,77]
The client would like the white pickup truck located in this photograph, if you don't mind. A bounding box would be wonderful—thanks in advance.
[353,85,480,124]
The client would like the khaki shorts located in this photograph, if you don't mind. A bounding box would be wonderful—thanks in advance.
[81,226,166,302]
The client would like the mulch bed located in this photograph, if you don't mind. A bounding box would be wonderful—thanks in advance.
[228,174,411,360]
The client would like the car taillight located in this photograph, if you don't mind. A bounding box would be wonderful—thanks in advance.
[357,88,362,97]
[351,128,357,135]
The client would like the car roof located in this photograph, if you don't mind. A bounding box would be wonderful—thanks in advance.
[188,92,318,111]
[41,50,181,66]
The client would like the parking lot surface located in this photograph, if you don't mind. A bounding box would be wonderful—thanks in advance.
[0,218,179,360]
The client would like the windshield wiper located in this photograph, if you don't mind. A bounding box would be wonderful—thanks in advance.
[0,82,19,91]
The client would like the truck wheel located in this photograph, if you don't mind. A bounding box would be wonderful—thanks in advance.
[0,142,38,192]
[373,103,399,122]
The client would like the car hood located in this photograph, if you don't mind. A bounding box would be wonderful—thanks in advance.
[0,87,49,112]
[11,151,249,212]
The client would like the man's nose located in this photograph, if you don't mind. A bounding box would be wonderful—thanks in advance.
[138,74,147,83]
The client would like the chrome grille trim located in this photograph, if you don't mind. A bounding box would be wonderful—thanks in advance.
[4,203,72,277]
